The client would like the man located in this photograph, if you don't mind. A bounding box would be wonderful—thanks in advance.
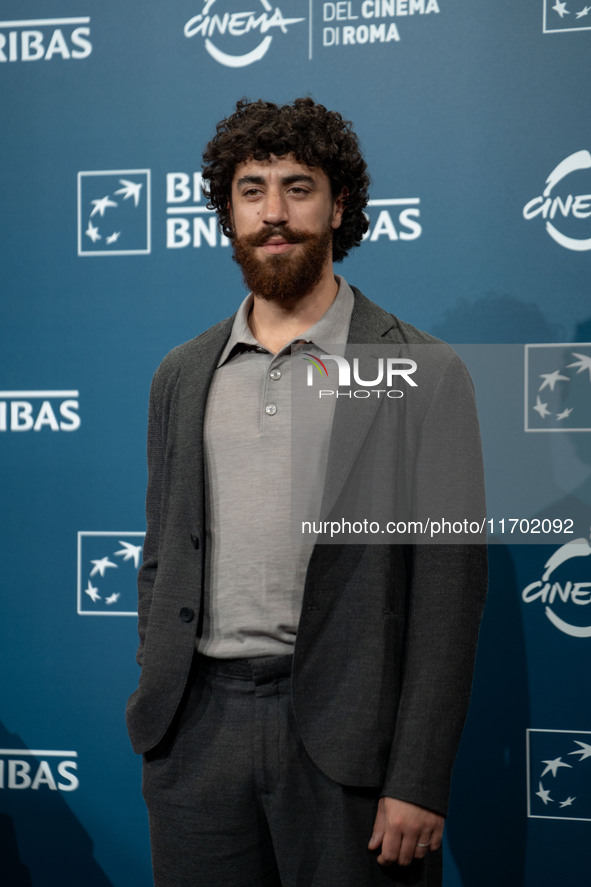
[126,97,487,887]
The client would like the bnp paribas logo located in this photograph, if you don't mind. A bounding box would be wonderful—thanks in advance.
[77,170,151,256]
[77,531,144,616]
[543,1,591,33]
[525,344,591,432]
[528,729,591,821]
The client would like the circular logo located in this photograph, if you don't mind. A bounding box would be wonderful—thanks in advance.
[522,536,591,637]
[184,0,306,68]
[523,150,591,252]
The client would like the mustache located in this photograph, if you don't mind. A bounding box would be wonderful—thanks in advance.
[238,226,313,247]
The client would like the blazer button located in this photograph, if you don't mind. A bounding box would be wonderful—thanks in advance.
[190,534,200,550]
[179,607,194,623]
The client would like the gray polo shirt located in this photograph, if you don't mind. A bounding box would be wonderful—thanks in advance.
[198,277,354,658]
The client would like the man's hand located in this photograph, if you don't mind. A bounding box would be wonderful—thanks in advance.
[368,797,444,866]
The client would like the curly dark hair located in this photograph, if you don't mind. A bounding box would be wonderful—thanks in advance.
[202,97,370,262]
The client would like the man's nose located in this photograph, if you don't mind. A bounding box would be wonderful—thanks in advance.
[262,190,288,225]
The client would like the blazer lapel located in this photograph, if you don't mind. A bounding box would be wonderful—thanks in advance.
[179,317,235,530]
[318,288,401,520]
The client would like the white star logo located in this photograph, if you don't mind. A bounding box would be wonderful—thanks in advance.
[556,408,573,420]
[539,369,569,391]
[566,353,591,381]
[569,740,591,760]
[114,541,143,569]
[105,231,121,244]
[576,5,591,17]
[553,0,569,15]
[540,757,572,778]
[85,220,101,243]
[114,178,143,207]
[90,556,117,578]
[84,581,101,603]
[90,195,118,218]
[105,592,121,605]
[536,781,554,805]
[533,395,551,418]
[559,796,576,808]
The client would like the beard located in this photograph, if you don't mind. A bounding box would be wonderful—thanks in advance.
[232,224,333,304]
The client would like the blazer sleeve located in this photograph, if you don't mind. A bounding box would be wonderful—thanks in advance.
[380,352,488,815]
[135,377,164,667]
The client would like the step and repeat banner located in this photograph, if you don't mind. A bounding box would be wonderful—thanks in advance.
[1,2,590,885]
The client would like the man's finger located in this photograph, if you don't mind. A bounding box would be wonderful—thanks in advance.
[376,830,402,866]
[414,833,432,860]
[368,800,386,851]
[367,828,384,852]
[395,831,422,866]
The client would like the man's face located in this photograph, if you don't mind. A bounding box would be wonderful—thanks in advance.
[229,154,344,304]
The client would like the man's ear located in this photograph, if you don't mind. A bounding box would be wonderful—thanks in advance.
[332,187,348,230]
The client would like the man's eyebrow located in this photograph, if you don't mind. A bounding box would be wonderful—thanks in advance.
[235,173,317,188]
[235,174,265,187]
[281,174,316,187]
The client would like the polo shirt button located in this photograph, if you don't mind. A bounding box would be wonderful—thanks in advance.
[265,404,277,416]
[270,369,281,381]
[179,607,194,623]
[190,534,200,549]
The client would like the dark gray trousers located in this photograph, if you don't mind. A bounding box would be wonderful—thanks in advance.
[142,654,441,887]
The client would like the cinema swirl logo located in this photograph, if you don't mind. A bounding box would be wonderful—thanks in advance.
[184,0,305,67]
[522,535,591,637]
[523,150,591,251]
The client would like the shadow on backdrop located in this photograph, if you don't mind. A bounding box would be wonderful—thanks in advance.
[432,293,564,886]
[445,545,528,887]
[431,292,565,345]
[0,722,114,887]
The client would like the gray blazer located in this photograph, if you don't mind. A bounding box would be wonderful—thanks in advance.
[126,287,487,816]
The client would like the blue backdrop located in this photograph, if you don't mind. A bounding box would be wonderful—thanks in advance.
[2,1,590,884]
